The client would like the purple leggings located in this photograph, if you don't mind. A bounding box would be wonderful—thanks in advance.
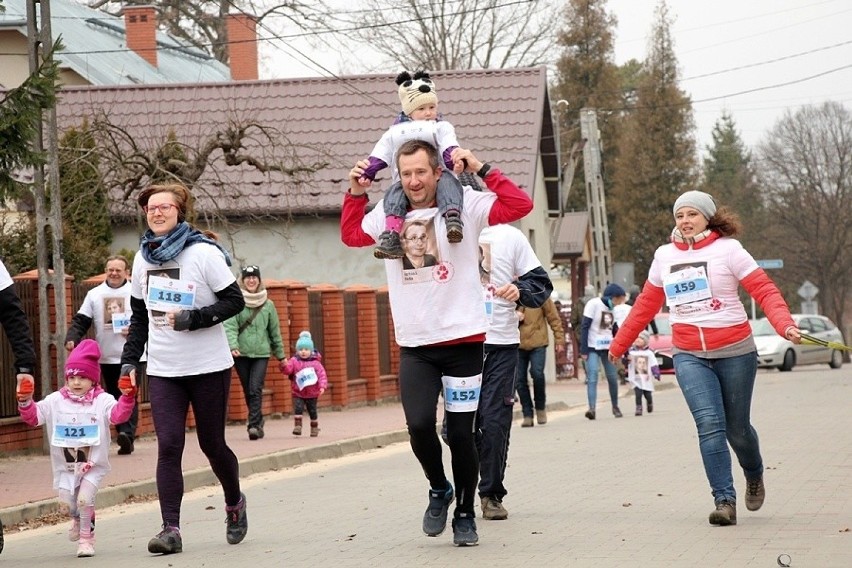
[148,369,241,527]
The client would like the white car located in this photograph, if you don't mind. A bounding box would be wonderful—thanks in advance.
[751,314,844,371]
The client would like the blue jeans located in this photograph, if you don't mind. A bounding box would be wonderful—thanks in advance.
[674,352,763,504]
[515,347,546,418]
[584,350,619,409]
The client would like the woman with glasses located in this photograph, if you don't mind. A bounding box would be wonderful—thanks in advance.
[120,183,248,555]
[401,220,438,270]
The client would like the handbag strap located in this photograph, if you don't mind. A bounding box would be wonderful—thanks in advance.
[237,305,263,335]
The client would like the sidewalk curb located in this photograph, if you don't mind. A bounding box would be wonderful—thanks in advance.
[0,430,410,527]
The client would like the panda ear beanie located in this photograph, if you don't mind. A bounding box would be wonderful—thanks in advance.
[396,70,438,116]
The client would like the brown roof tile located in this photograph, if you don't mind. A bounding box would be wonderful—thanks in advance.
[55,68,558,218]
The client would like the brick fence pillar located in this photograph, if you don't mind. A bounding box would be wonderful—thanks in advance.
[310,284,348,408]
[348,285,380,402]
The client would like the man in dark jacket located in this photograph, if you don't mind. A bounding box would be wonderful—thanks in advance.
[0,259,37,554]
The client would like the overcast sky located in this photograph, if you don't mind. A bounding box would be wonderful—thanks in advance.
[260,0,852,154]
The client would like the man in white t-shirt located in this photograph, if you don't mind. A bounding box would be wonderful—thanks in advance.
[66,255,139,455]
[476,222,551,521]
[0,258,36,555]
[342,140,533,547]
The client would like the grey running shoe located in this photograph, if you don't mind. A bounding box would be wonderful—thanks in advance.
[452,515,479,546]
[374,231,405,259]
[445,212,464,243]
[148,525,182,554]
[226,492,248,544]
[422,483,454,536]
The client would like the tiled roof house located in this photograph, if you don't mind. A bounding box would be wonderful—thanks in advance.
[56,68,562,287]
[1,0,565,287]
[0,0,250,88]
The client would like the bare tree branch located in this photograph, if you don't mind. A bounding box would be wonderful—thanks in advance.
[757,101,852,337]
[345,0,559,71]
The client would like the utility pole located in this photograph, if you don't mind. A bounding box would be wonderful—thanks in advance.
[579,108,612,294]
[26,0,67,389]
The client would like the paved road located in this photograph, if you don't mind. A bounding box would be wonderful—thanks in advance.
[3,366,851,567]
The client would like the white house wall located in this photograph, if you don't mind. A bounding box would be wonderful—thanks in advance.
[112,217,388,288]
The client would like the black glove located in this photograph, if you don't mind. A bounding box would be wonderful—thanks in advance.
[173,310,193,331]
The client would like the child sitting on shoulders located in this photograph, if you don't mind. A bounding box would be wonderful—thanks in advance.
[16,339,137,558]
[627,330,661,416]
[358,70,466,259]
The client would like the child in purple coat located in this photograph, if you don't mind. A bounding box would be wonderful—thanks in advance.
[280,331,328,437]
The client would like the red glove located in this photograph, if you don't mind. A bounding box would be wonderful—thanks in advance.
[16,377,34,402]
[118,375,138,398]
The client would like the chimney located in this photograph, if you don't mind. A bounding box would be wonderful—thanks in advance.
[227,13,258,81]
[124,5,158,67]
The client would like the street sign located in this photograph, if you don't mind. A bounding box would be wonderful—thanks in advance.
[798,280,819,300]
[800,300,819,315]
[756,259,784,270]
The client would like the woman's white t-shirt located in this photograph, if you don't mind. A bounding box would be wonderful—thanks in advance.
[130,243,236,376]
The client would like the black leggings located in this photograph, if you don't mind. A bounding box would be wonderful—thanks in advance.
[634,387,653,406]
[399,342,483,518]
[148,369,241,527]
[293,397,318,420]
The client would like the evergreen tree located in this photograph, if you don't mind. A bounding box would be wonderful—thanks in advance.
[0,41,61,199]
[59,121,112,279]
[700,112,766,254]
[551,0,623,211]
[610,0,697,281]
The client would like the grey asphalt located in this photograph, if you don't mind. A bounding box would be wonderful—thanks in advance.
[2,366,850,567]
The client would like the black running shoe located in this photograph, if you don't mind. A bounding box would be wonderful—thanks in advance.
[422,483,454,536]
[452,515,479,546]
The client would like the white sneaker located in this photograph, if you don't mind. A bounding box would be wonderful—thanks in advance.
[76,539,95,557]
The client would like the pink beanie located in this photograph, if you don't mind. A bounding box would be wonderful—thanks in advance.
[65,339,102,384]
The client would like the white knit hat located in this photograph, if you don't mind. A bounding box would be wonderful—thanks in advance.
[673,190,717,220]
[397,70,438,117]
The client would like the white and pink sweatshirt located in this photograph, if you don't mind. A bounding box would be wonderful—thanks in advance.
[611,232,795,358]
[19,388,135,492]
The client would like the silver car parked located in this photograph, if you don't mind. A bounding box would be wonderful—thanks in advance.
[751,314,844,371]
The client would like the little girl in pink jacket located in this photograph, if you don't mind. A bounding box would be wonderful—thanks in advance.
[280,331,328,437]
